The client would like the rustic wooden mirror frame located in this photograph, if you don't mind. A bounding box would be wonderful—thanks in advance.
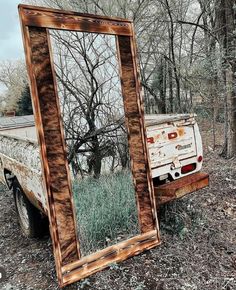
[18,4,160,287]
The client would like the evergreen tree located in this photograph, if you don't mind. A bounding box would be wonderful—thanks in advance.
[16,84,33,116]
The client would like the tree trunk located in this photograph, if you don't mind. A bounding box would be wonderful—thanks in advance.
[159,57,167,113]
[217,0,236,158]
[223,67,236,157]
[165,0,181,112]
[92,136,102,179]
[168,60,174,113]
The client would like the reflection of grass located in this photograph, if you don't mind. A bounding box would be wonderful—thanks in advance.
[73,170,139,255]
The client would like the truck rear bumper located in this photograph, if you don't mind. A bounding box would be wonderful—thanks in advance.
[154,172,209,206]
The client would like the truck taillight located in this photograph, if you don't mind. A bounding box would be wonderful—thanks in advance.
[168,132,177,140]
[198,156,203,162]
[147,137,154,144]
[181,163,196,174]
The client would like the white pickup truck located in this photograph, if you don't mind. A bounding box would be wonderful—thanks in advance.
[0,113,205,238]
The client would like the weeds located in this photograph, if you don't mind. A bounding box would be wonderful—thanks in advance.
[73,170,139,255]
[160,198,205,238]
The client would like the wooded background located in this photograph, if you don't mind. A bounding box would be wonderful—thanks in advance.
[0,0,235,159]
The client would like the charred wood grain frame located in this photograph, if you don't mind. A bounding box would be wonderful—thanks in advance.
[18,4,160,287]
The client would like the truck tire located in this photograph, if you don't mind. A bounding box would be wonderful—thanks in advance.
[12,180,49,238]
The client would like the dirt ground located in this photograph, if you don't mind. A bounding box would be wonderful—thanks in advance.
[0,120,236,290]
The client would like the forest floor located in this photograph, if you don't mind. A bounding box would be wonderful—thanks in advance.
[0,119,236,290]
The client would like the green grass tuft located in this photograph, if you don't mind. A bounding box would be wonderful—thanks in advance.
[73,170,139,255]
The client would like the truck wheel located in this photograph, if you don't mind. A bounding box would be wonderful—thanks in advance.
[13,180,49,238]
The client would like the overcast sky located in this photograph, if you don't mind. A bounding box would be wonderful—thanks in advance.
[0,0,25,61]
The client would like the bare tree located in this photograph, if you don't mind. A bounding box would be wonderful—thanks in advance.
[51,31,128,177]
[0,60,27,113]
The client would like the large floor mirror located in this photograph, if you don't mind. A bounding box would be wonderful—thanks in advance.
[19,4,160,287]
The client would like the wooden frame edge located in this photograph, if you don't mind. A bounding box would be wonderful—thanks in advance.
[61,230,160,287]
[18,4,133,36]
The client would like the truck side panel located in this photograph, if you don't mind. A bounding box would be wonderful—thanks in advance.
[0,153,47,213]
[0,134,47,213]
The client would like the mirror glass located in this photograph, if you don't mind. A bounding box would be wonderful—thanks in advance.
[50,30,140,256]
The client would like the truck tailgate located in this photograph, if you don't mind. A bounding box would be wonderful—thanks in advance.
[146,115,197,169]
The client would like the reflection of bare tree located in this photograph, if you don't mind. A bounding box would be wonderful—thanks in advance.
[51,31,129,178]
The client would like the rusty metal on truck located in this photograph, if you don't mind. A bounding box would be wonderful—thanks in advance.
[145,114,209,205]
[146,114,203,180]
